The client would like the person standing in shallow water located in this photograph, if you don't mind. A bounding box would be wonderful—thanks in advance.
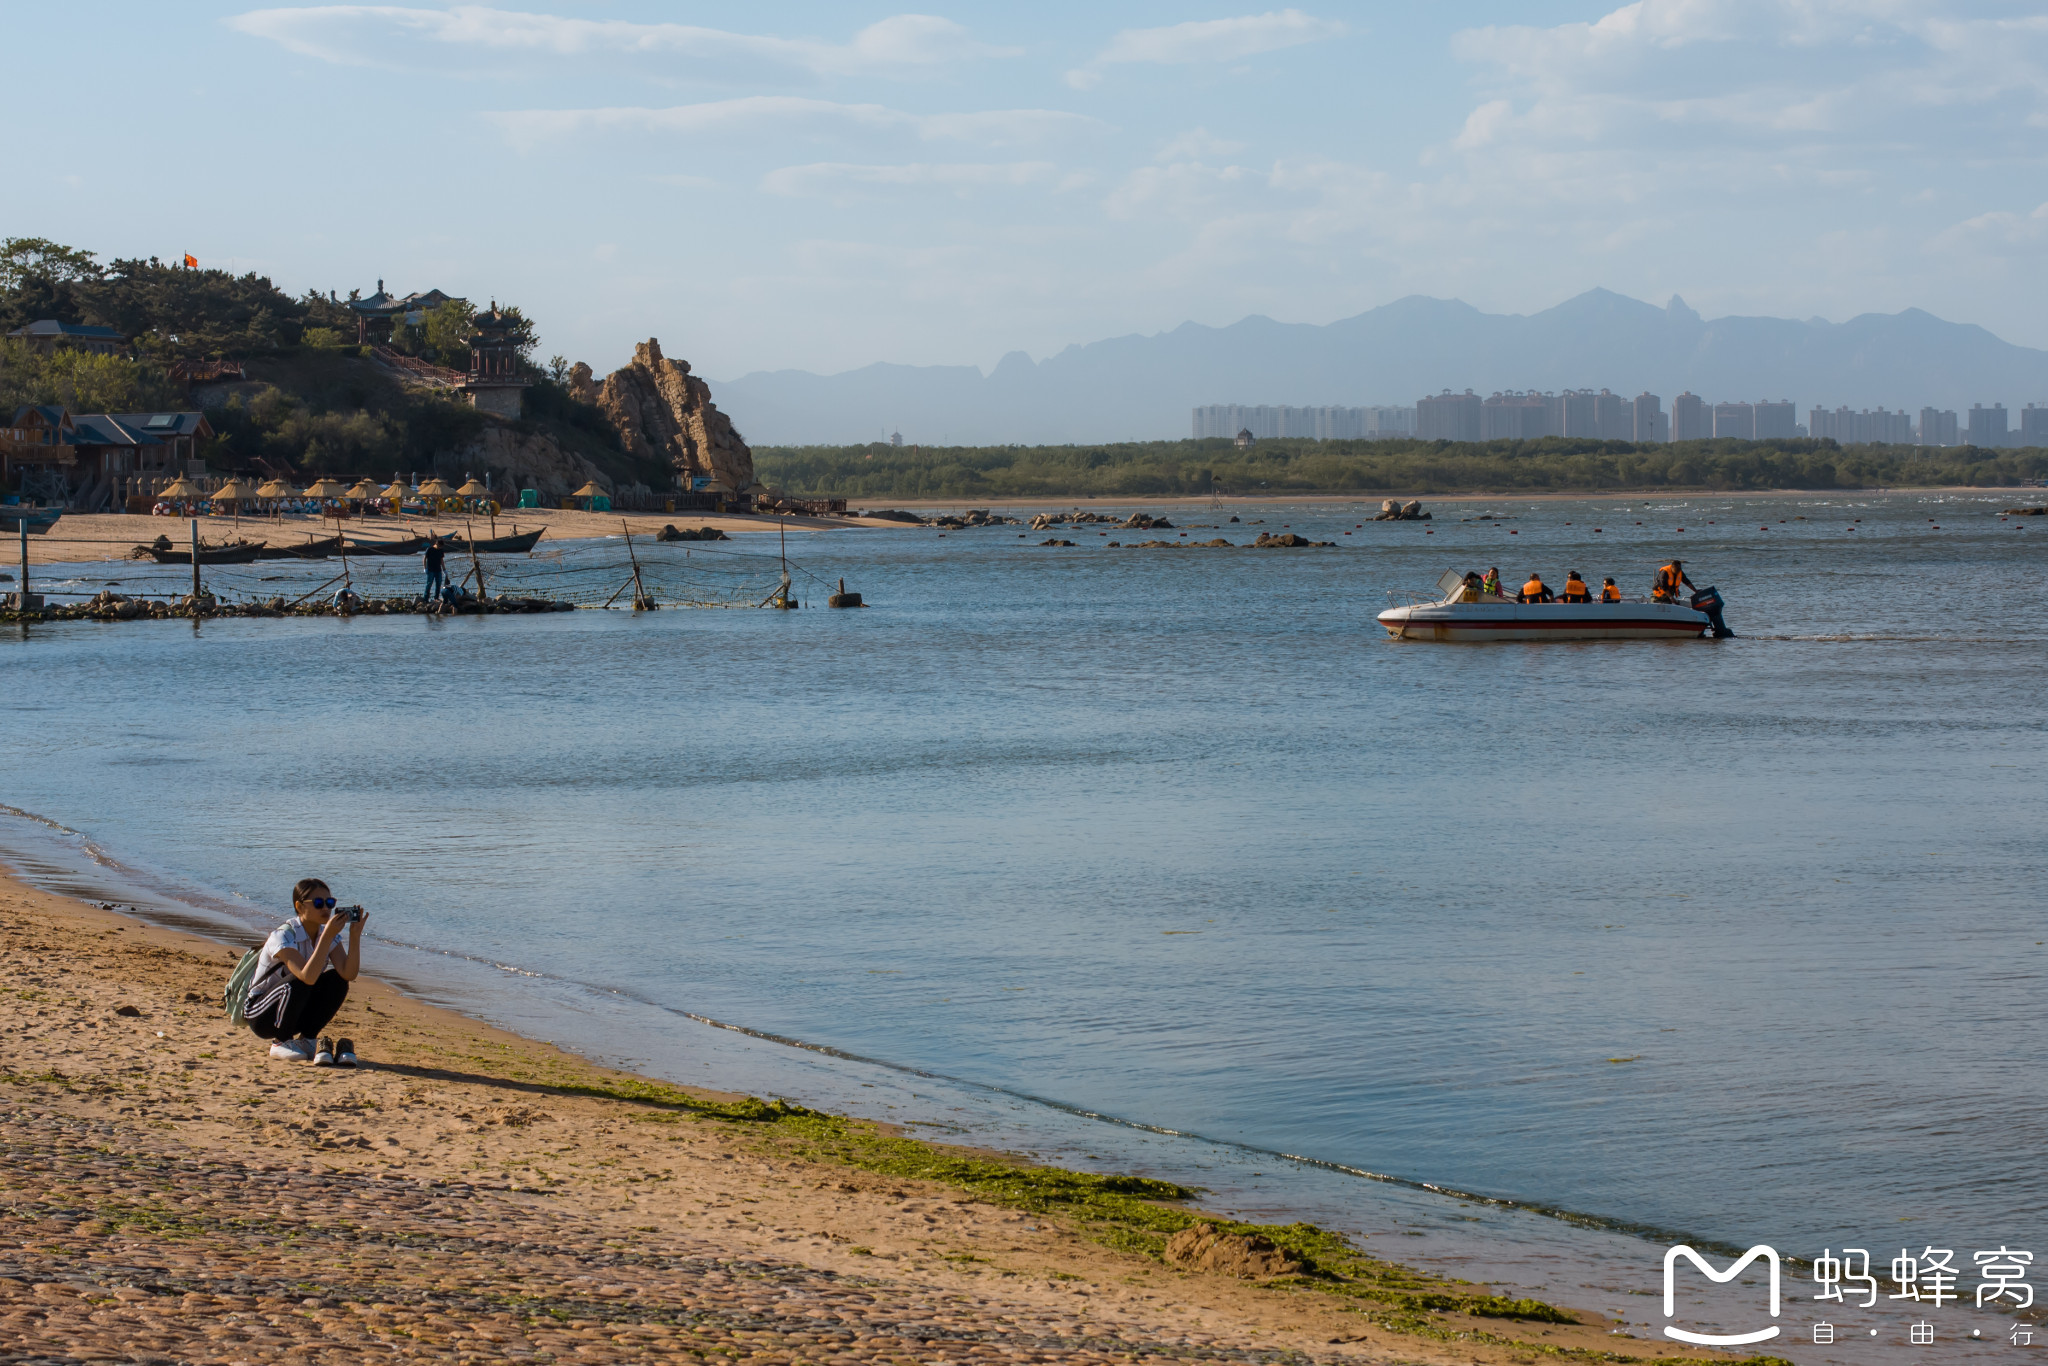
[244,878,365,1067]
[422,534,446,602]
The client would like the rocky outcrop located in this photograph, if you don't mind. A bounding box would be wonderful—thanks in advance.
[592,339,754,492]
[932,509,1019,528]
[1163,1224,1305,1279]
[452,424,616,498]
[1374,499,1430,521]
[1252,532,1334,547]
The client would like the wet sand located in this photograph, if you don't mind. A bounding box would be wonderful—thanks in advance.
[0,868,1731,1365]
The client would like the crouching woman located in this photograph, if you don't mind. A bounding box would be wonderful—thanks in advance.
[246,877,365,1066]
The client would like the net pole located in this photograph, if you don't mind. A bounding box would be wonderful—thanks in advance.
[190,518,201,618]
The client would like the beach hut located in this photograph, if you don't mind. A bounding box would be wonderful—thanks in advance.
[572,480,611,512]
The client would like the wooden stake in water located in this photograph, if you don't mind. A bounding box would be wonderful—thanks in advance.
[467,520,486,602]
[190,518,201,618]
[16,521,26,607]
[622,517,649,609]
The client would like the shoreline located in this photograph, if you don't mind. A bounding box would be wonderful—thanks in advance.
[11,486,2017,565]
[0,860,1731,1365]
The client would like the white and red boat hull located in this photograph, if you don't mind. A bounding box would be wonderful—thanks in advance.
[1376,600,1712,641]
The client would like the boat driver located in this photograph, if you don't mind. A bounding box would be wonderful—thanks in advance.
[1652,560,1695,603]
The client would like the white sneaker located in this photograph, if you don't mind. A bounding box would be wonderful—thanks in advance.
[269,1038,312,1062]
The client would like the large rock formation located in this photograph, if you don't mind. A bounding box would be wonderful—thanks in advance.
[452,423,616,498]
[591,339,755,492]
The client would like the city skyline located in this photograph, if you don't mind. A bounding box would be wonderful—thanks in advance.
[1199,393,2047,447]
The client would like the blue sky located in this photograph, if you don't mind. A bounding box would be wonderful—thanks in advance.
[12,2,2048,377]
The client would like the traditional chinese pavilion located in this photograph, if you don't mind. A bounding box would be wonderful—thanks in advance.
[459,303,528,418]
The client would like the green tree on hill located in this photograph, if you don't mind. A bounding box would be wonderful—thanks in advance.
[0,338,174,414]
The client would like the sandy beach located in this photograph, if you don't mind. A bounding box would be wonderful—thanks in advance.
[8,507,882,569]
[0,867,1740,1366]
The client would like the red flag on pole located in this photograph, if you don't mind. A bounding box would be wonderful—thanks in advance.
[183,254,198,268]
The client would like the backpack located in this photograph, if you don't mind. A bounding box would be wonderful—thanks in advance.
[222,948,260,1025]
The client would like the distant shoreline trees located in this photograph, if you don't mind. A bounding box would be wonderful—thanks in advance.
[755,435,2048,498]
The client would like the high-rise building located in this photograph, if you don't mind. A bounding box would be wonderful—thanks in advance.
[1671,392,1707,442]
[1712,402,1754,439]
[1417,390,1482,442]
[1918,407,1958,446]
[1557,389,1599,438]
[2022,404,2048,446]
[1593,389,1633,441]
[1754,400,1797,440]
[1193,405,1415,440]
[1967,403,2009,447]
[1481,391,1551,440]
[1813,407,1916,444]
[1632,393,1666,443]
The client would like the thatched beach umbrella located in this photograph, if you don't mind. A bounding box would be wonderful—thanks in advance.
[256,479,293,498]
[417,477,455,497]
[346,478,382,501]
[304,478,348,498]
[456,478,489,498]
[383,479,410,501]
[159,475,202,500]
[212,478,253,525]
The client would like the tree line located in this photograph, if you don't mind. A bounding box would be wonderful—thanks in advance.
[754,435,2048,498]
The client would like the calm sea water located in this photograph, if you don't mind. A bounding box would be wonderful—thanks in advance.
[4,491,2044,1352]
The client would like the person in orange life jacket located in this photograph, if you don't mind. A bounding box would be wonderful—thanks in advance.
[1652,559,1695,602]
[1560,571,1591,603]
[1479,567,1502,597]
[1518,573,1554,603]
[1600,577,1622,602]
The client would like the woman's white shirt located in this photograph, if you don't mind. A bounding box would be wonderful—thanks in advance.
[255,919,347,982]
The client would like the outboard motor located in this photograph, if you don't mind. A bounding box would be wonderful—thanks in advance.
[1689,586,1734,638]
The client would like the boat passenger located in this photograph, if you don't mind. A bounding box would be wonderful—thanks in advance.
[1457,571,1483,603]
[1479,567,1503,598]
[1652,559,1695,603]
[1560,571,1591,603]
[1600,577,1622,602]
[1518,573,1554,603]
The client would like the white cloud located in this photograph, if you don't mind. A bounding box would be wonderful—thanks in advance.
[1068,9,1344,85]
[1155,128,1247,162]
[1096,9,1345,65]
[225,6,1016,78]
[763,162,1061,199]
[487,98,1099,153]
[1932,201,2048,256]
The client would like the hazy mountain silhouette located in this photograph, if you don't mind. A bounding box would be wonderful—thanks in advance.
[715,288,2048,445]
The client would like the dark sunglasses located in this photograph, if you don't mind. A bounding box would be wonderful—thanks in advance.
[306,897,337,909]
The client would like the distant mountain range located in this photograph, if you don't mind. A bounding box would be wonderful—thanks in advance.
[714,288,2048,446]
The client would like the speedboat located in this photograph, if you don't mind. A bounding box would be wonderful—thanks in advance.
[1378,570,1732,642]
